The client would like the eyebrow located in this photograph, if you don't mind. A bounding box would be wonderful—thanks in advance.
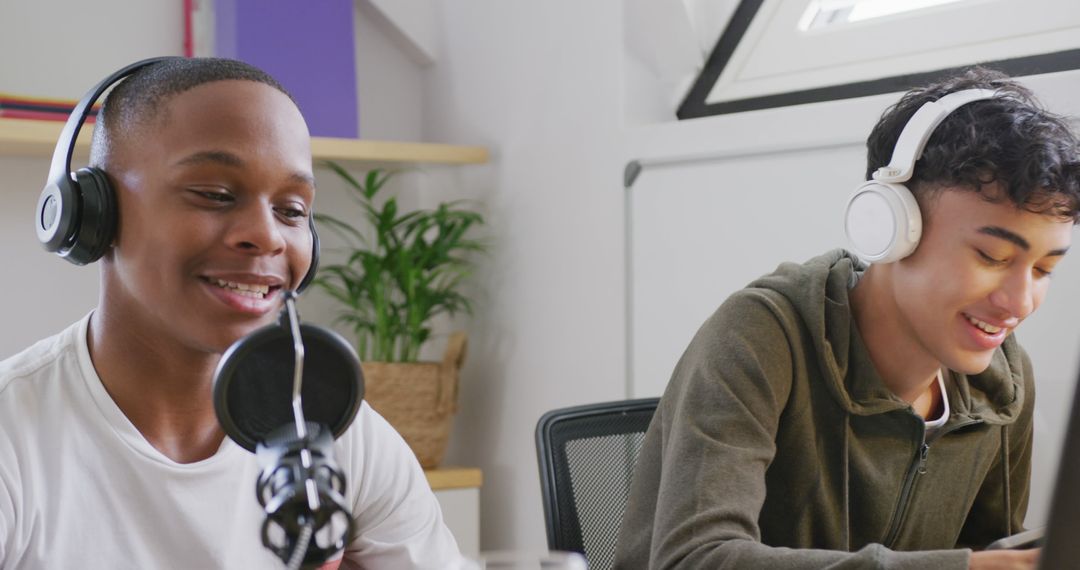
[175,150,316,187]
[176,150,244,168]
[978,225,1069,256]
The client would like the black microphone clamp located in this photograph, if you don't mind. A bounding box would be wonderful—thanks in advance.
[256,422,353,566]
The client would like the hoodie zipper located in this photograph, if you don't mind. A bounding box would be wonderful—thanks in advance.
[882,437,928,548]
[882,418,981,548]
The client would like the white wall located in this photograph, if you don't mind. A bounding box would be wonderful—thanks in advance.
[425,0,629,551]
[353,3,425,142]
[0,1,184,99]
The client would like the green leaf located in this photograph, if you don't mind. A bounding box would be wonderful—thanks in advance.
[323,161,364,191]
[313,164,488,362]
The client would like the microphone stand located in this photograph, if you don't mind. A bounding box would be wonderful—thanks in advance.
[284,292,316,570]
[255,292,352,569]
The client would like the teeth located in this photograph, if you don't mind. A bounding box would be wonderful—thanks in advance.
[212,279,270,297]
[966,315,1002,334]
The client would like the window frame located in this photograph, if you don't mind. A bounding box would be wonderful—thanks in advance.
[678,0,1080,120]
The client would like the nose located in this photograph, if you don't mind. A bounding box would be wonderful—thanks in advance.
[988,268,1036,320]
[227,201,287,257]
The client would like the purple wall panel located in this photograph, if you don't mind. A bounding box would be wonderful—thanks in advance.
[215,0,359,138]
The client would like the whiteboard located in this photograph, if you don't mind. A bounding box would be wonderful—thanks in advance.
[627,143,865,398]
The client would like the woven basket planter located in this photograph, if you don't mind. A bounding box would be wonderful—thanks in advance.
[360,332,467,469]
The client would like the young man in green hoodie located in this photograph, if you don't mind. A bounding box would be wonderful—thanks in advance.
[615,68,1080,570]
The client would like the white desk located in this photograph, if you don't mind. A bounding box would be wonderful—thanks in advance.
[425,467,483,558]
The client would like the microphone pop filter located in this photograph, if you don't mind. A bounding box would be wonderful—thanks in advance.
[213,322,364,453]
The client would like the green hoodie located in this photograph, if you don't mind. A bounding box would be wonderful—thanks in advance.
[614,249,1033,569]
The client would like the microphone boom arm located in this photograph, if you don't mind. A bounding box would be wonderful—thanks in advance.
[252,291,353,568]
[284,292,321,514]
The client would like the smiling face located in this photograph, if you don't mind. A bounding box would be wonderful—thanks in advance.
[891,186,1073,374]
[101,79,315,354]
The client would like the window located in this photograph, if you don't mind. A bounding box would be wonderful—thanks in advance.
[799,0,971,31]
[679,0,1080,119]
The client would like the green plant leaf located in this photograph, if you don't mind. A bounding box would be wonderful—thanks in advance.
[314,164,487,362]
[323,161,364,190]
[314,213,369,247]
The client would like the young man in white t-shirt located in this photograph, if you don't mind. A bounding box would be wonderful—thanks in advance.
[0,57,471,569]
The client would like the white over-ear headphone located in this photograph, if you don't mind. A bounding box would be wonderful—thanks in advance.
[844,88,1000,263]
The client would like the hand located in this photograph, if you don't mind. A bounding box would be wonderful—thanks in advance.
[969,548,1040,570]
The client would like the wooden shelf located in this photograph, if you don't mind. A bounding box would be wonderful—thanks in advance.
[425,466,483,491]
[0,117,489,165]
[0,118,69,158]
[311,137,488,165]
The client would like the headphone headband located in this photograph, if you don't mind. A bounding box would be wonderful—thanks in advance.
[38,56,320,290]
[873,88,999,184]
[47,57,175,188]
[846,87,1002,263]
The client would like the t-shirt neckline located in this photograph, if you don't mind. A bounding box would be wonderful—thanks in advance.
[73,312,239,469]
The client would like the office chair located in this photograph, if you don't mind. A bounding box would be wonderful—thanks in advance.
[535,398,660,570]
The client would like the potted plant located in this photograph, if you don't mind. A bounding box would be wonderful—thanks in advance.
[314,162,486,468]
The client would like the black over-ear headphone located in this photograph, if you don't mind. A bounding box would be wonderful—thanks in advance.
[35,56,320,292]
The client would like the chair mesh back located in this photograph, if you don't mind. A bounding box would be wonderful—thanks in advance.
[536,399,658,570]
[566,432,646,570]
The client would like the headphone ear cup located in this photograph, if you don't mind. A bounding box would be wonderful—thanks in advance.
[36,177,82,254]
[296,215,320,293]
[844,181,922,263]
[64,167,118,265]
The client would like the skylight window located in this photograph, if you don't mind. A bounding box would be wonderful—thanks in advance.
[799,0,971,31]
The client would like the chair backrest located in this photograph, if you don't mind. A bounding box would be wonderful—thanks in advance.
[535,398,660,570]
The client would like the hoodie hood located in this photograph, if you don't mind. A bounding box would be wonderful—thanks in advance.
[746,248,1025,423]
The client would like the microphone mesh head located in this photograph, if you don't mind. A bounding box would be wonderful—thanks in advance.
[213,323,364,452]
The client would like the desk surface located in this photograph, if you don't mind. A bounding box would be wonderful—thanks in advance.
[425,467,483,491]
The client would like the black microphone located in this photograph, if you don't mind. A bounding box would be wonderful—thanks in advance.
[212,292,365,568]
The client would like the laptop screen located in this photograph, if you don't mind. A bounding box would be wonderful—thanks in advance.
[1037,370,1080,569]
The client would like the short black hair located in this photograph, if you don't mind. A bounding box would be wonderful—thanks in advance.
[89,57,296,165]
[865,66,1080,222]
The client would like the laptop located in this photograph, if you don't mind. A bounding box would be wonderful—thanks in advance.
[986,365,1080,568]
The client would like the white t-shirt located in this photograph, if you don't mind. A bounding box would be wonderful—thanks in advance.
[0,315,473,569]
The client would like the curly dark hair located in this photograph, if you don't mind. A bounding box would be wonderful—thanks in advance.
[865,67,1080,222]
